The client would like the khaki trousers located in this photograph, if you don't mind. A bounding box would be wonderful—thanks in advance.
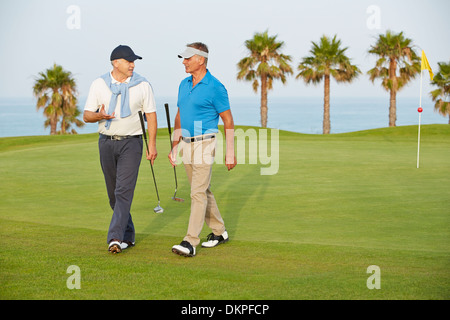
[181,137,226,247]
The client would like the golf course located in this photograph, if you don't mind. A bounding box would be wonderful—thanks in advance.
[0,124,449,300]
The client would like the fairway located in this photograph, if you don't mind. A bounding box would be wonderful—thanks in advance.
[0,125,449,300]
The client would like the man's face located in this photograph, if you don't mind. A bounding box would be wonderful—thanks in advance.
[113,59,135,79]
[182,55,204,74]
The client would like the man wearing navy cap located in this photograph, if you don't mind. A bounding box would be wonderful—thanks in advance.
[170,42,237,257]
[83,45,158,254]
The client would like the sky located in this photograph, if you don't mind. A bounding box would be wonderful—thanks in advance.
[0,0,449,103]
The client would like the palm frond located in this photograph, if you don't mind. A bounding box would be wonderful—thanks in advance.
[237,30,293,92]
[296,34,359,85]
[429,61,450,118]
[367,30,420,92]
[32,64,80,135]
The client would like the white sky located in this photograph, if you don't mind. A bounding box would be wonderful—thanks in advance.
[0,0,448,102]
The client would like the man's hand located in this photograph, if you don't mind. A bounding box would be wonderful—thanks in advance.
[144,112,158,165]
[83,104,115,123]
[219,110,237,172]
[146,145,158,165]
[98,104,115,120]
[168,147,177,167]
[226,152,237,171]
[146,144,158,165]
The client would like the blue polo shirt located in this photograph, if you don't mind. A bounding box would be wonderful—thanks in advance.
[177,70,230,137]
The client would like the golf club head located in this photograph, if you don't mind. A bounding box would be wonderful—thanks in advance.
[172,189,184,202]
[154,205,164,213]
[172,196,185,202]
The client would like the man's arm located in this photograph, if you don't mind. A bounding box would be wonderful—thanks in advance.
[168,109,182,167]
[219,109,237,171]
[145,112,158,165]
[83,104,115,123]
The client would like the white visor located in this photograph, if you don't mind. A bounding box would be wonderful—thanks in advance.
[178,47,209,59]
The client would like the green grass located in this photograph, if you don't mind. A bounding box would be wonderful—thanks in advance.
[0,124,449,300]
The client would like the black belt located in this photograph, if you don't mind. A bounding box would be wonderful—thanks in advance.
[100,134,142,141]
[182,134,215,143]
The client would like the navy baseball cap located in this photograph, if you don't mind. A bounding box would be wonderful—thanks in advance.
[110,45,142,61]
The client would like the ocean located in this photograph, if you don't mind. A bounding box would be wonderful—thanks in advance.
[0,96,447,137]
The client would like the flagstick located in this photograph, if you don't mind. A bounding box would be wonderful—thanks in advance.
[417,50,433,169]
[417,111,421,169]
[417,70,423,169]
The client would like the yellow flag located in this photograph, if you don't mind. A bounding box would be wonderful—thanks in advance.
[421,50,434,80]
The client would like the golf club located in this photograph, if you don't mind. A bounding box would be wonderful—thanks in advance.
[164,103,184,202]
[138,111,164,213]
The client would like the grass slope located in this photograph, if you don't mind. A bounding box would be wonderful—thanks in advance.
[0,125,449,300]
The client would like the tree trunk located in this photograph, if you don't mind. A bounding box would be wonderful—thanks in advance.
[50,114,58,135]
[60,97,66,134]
[61,119,66,134]
[260,74,268,128]
[389,89,397,127]
[323,74,331,134]
[389,59,398,127]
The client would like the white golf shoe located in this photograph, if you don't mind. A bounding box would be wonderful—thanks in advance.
[108,240,122,254]
[201,230,229,248]
[172,241,196,257]
[120,241,135,250]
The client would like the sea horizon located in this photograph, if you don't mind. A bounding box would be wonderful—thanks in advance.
[0,95,447,138]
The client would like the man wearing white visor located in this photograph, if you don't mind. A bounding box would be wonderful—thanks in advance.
[170,42,237,257]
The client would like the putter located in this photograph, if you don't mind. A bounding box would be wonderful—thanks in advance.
[138,111,164,213]
[165,103,184,202]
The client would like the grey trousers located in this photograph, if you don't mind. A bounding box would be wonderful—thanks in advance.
[98,135,143,244]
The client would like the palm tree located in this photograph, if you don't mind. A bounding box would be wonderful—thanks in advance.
[296,35,361,134]
[33,63,83,134]
[62,107,85,134]
[237,30,293,128]
[429,61,450,124]
[367,30,421,127]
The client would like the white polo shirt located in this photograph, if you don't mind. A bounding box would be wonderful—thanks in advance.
[84,71,156,136]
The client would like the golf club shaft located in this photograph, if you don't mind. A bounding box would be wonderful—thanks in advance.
[138,111,160,203]
[164,103,179,191]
